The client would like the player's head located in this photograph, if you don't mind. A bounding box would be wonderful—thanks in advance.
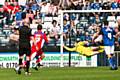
[104,21,109,26]
[37,24,42,30]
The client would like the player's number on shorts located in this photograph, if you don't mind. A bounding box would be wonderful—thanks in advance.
[108,33,112,40]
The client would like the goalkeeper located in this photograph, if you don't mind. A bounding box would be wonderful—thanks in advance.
[63,41,104,56]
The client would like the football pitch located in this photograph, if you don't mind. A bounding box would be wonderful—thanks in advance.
[0,67,120,80]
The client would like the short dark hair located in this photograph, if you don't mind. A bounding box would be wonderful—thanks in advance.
[52,20,57,24]
[63,18,67,21]
[21,12,26,19]
[37,24,42,30]
[104,21,109,26]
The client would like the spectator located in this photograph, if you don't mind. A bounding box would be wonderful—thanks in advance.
[94,13,102,25]
[83,0,91,10]
[70,14,76,36]
[0,8,9,26]
[74,1,84,10]
[111,0,119,10]
[31,3,40,14]
[15,8,23,21]
[63,18,70,42]
[0,8,5,20]
[49,20,60,46]
[8,26,19,48]
[34,10,42,19]
[114,26,120,46]
[102,1,111,10]
[26,9,34,23]
[77,29,85,41]
[48,3,58,16]
[107,12,116,28]
[12,2,20,14]
[91,0,101,10]
[3,1,14,13]
[40,1,49,22]
[85,32,92,41]
[40,1,49,14]
[116,0,120,3]
[59,0,72,10]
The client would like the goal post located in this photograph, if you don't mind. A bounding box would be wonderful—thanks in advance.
[60,10,120,67]
[60,11,64,67]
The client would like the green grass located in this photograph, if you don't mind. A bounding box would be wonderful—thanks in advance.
[0,67,120,80]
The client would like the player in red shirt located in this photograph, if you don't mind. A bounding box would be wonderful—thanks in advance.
[30,24,48,70]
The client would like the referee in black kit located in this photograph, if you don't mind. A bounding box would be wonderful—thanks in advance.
[15,18,32,75]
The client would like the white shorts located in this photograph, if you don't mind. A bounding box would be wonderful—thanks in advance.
[104,46,114,55]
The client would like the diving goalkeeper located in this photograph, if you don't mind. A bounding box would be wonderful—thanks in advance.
[63,41,104,56]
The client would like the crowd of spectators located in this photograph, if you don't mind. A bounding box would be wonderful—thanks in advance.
[63,12,120,47]
[0,0,120,47]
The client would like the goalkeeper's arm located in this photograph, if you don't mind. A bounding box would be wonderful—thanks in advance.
[63,46,76,51]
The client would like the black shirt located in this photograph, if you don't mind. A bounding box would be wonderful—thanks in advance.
[19,25,32,47]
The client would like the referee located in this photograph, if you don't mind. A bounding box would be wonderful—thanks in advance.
[15,19,32,75]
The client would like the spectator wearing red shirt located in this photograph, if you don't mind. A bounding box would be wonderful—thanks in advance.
[116,0,120,3]
[3,2,14,13]
[12,2,20,14]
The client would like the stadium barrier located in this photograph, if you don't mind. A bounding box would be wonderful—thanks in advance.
[0,52,97,68]
[115,51,120,67]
